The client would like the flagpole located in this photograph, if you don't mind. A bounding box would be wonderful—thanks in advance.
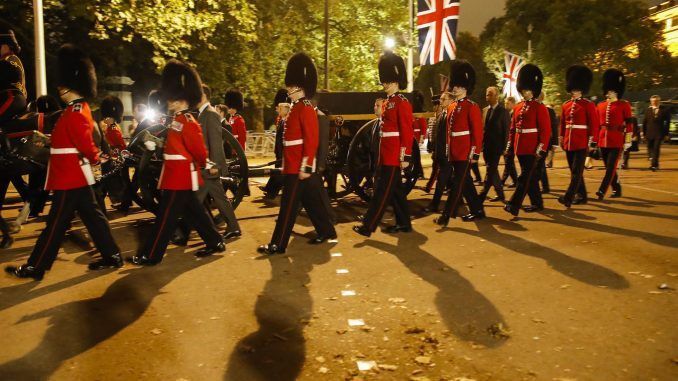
[33,0,47,96]
[407,0,414,92]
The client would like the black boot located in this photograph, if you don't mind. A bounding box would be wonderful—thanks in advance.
[257,244,285,255]
[195,241,226,257]
[352,225,371,237]
[5,264,44,281]
[88,253,124,270]
[462,210,486,221]
[503,204,520,217]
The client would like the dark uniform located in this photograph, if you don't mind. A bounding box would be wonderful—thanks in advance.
[258,53,336,255]
[479,101,510,202]
[5,45,122,280]
[261,89,289,198]
[504,64,551,217]
[596,69,633,199]
[129,60,224,266]
[0,29,26,123]
[558,65,599,207]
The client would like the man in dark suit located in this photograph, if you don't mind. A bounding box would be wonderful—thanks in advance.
[479,86,509,202]
[642,95,671,171]
[501,96,519,187]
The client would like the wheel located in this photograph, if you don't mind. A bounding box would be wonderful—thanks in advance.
[345,119,380,202]
[221,127,249,209]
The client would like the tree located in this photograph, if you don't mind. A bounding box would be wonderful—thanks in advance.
[480,0,678,104]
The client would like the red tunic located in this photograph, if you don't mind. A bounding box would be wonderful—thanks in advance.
[104,123,126,151]
[282,99,318,175]
[379,93,413,166]
[559,97,599,151]
[445,98,483,162]
[412,117,427,143]
[597,100,633,149]
[158,112,208,191]
[229,114,247,149]
[45,100,100,190]
[508,100,552,156]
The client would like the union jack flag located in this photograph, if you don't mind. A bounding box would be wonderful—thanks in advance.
[502,51,526,100]
[417,0,460,66]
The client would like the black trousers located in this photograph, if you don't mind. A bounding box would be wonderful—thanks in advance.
[470,162,482,182]
[425,160,439,192]
[361,165,411,232]
[599,147,623,195]
[508,154,544,209]
[269,174,336,250]
[430,160,452,209]
[564,149,587,203]
[501,154,518,185]
[0,90,27,123]
[647,138,662,168]
[480,153,504,200]
[540,159,549,191]
[26,186,120,271]
[139,189,222,263]
[442,160,483,217]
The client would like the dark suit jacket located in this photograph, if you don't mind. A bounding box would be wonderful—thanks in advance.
[198,104,227,177]
[642,105,671,139]
[482,103,510,157]
[547,106,559,147]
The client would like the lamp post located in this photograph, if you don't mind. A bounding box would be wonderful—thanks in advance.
[324,0,330,91]
[33,0,47,96]
[407,0,414,92]
[384,37,396,51]
[527,23,533,60]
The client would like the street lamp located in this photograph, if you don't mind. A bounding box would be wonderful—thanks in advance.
[384,37,396,50]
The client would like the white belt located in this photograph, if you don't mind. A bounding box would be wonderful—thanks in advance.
[283,139,303,146]
[50,148,79,154]
[233,135,239,138]
[566,124,588,130]
[381,132,400,137]
[517,128,538,133]
[414,129,421,132]
[164,154,187,160]
[450,130,470,137]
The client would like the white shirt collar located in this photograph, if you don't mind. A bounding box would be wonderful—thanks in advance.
[198,102,210,114]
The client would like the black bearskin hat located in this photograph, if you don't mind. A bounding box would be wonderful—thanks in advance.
[100,95,124,123]
[273,88,289,109]
[57,44,97,99]
[0,27,20,54]
[602,69,626,99]
[35,95,61,113]
[378,52,407,90]
[565,65,593,94]
[516,64,543,98]
[285,52,318,99]
[159,59,203,107]
[224,89,244,111]
[449,60,476,95]
[412,90,425,113]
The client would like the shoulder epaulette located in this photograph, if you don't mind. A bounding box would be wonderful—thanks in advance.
[303,100,313,107]
[397,94,408,102]
[72,103,83,113]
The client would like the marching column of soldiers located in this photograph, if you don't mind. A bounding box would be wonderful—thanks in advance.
[0,26,659,281]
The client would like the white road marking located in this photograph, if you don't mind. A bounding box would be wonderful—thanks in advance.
[341,290,356,296]
[336,269,349,274]
[348,318,365,326]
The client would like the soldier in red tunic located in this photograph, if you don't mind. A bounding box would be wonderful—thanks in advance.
[434,60,485,226]
[127,60,224,266]
[503,64,552,217]
[99,95,127,151]
[257,53,336,254]
[557,65,599,208]
[224,89,247,149]
[353,52,414,237]
[5,44,122,280]
[596,69,633,199]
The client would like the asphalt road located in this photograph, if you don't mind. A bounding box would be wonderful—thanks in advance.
[0,146,676,381]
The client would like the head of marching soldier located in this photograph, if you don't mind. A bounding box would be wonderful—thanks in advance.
[56,44,97,103]
[449,60,475,100]
[516,64,543,101]
[602,69,625,102]
[0,27,20,56]
[224,89,244,116]
[273,88,290,118]
[378,52,407,96]
[285,52,317,102]
[374,98,385,117]
[159,59,203,115]
[100,95,124,125]
[565,65,593,100]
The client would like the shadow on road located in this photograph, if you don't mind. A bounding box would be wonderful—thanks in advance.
[356,230,509,348]
[0,251,220,380]
[224,237,333,381]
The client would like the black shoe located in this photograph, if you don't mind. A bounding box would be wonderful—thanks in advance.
[462,211,486,221]
[474,180,483,186]
[523,205,544,213]
[650,166,657,172]
[610,190,622,198]
[423,204,439,213]
[308,233,338,244]
[126,255,159,266]
[489,196,505,202]
[506,182,516,189]
[595,190,605,200]
[541,188,550,194]
[434,214,450,227]
[384,225,412,233]
[572,197,587,205]
[223,230,242,240]
[503,204,519,216]
[196,241,226,257]
[0,235,13,249]
[352,225,371,237]
[5,264,44,280]
[257,244,285,255]
[88,253,123,270]
[170,234,188,246]
[557,196,572,208]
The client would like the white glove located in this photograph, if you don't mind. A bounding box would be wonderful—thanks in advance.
[623,142,632,150]
[144,141,157,151]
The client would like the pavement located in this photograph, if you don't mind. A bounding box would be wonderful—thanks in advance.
[0,146,676,381]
